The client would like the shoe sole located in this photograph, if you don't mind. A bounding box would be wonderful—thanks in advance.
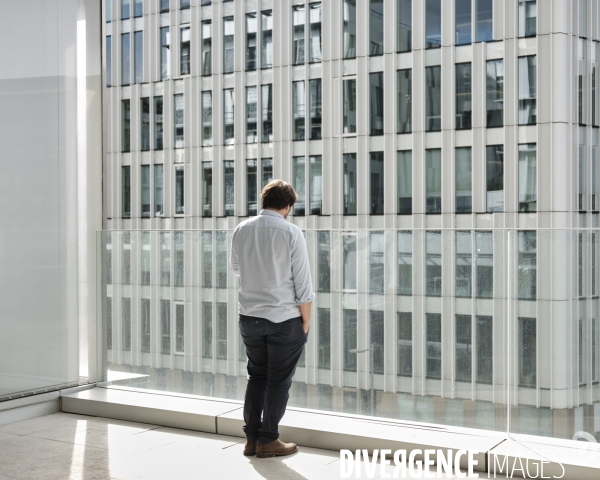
[243,451,256,456]
[256,447,299,458]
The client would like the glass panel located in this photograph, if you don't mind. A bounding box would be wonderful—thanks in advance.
[122,298,131,351]
[579,127,587,211]
[371,310,385,374]
[134,0,143,16]
[309,3,322,63]
[397,0,412,52]
[370,152,384,214]
[425,0,441,49]
[518,231,537,300]
[160,0,169,12]
[343,0,357,59]
[426,149,442,213]
[519,56,537,125]
[202,232,213,288]
[579,40,586,125]
[593,131,598,211]
[425,66,441,131]
[317,232,331,292]
[202,91,212,147]
[223,89,235,145]
[216,232,228,289]
[202,162,212,217]
[476,231,493,298]
[594,43,599,127]
[175,304,184,353]
[455,0,472,45]
[202,21,212,76]
[202,302,212,358]
[141,298,150,352]
[456,63,472,129]
[317,308,331,368]
[224,161,235,216]
[261,158,273,190]
[122,232,131,285]
[154,164,163,217]
[223,16,234,74]
[160,27,170,80]
[175,166,184,215]
[518,0,537,37]
[309,79,322,140]
[455,231,472,298]
[370,72,384,135]
[292,156,306,216]
[154,96,163,150]
[174,232,184,286]
[370,0,384,55]
[476,316,493,383]
[397,231,412,295]
[579,0,587,37]
[309,156,322,215]
[246,86,258,143]
[426,313,442,378]
[261,84,273,142]
[161,300,170,354]
[397,151,412,214]
[180,26,190,75]
[141,97,150,151]
[476,0,493,42]
[261,11,273,69]
[455,315,472,382]
[397,69,412,133]
[486,145,504,212]
[343,235,357,290]
[121,33,130,85]
[293,5,305,65]
[246,159,257,216]
[141,232,150,285]
[293,81,306,140]
[426,231,442,296]
[370,231,384,294]
[160,233,170,286]
[397,312,412,376]
[174,94,184,149]
[141,165,150,218]
[106,0,112,22]
[455,147,472,213]
[217,303,228,359]
[246,13,257,71]
[343,153,357,215]
[486,59,504,127]
[122,0,130,19]
[519,317,537,387]
[134,31,143,83]
[519,143,537,212]
[343,78,357,134]
[343,309,357,371]
[122,166,131,218]
[106,36,112,87]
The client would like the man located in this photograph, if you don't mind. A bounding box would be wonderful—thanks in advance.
[230,179,314,458]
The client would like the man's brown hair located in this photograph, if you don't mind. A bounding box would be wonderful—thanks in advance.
[261,179,298,210]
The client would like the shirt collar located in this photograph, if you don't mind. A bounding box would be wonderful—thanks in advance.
[259,209,285,219]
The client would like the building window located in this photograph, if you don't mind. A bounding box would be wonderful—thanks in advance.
[160,233,171,286]
[175,304,184,353]
[578,0,587,38]
[476,316,493,383]
[455,231,472,298]
[476,0,493,42]
[343,153,357,215]
[201,91,212,147]
[426,149,442,214]
[223,16,234,74]
[160,0,169,13]
[202,21,212,76]
[246,159,257,216]
[456,315,472,382]
[161,300,171,354]
[175,166,184,215]
[397,312,412,376]
[134,31,143,83]
[122,166,131,218]
[160,27,170,80]
[122,0,130,19]
[309,79,322,139]
[246,13,257,71]
[154,96,163,150]
[486,59,504,127]
[121,33,131,85]
[518,0,536,37]
[579,127,587,211]
[593,131,598,211]
[202,302,212,358]
[476,231,493,298]
[293,81,306,140]
[141,298,151,353]
[154,164,164,217]
[141,232,150,285]
[317,232,331,292]
[343,235,357,290]
[217,303,228,359]
[370,152,384,215]
[106,234,113,285]
[309,3,322,63]
[370,72,384,135]
[141,165,150,218]
[223,89,235,145]
[261,84,273,143]
[180,0,190,9]
[343,0,357,59]
[202,163,213,217]
[425,66,441,131]
[370,0,384,55]
[343,309,358,372]
[122,232,131,285]
[106,0,112,22]
[246,86,258,143]
[202,232,213,288]
[174,94,184,148]
[518,231,537,300]
[519,317,537,387]
[593,317,599,383]
[578,40,587,125]
[397,151,412,214]
[343,78,357,134]
[486,146,504,212]
[456,63,472,129]
[455,147,472,213]
[106,36,112,87]
[397,231,412,295]
[317,308,331,369]
[180,26,190,75]
[261,158,273,192]
[397,69,412,133]
[309,156,322,215]
[426,231,442,296]
[122,298,131,351]
[426,313,442,379]
[262,11,273,69]
[371,310,385,374]
[369,231,384,294]
[141,98,150,151]
[292,5,305,65]
[397,0,412,52]
[292,156,305,215]
[518,144,537,212]
[426,0,441,49]
[455,0,471,45]
[519,56,537,125]
[224,161,235,216]
[593,43,599,127]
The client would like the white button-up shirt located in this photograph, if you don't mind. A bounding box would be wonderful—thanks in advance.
[230,209,315,323]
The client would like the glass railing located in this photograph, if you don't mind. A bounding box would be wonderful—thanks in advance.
[96,229,600,446]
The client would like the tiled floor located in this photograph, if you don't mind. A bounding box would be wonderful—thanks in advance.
[0,413,478,479]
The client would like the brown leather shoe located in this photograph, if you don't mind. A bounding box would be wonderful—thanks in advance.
[256,438,298,458]
[244,439,257,456]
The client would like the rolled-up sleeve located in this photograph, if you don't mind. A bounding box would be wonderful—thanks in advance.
[290,229,315,305]
[230,229,240,277]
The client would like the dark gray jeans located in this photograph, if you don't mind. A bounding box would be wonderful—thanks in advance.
[239,314,308,444]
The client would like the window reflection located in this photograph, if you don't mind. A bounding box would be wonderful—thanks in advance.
[486,146,504,212]
[370,0,384,55]
[397,0,412,52]
[370,152,384,214]
[486,59,504,127]
[425,0,441,49]
[426,149,441,213]
[455,147,472,213]
[343,154,357,215]
[397,151,412,214]
[425,66,441,131]
[343,0,357,58]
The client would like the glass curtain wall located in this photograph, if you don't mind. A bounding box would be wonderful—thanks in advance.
[180,26,190,75]
[223,17,234,74]
[455,147,472,213]
[455,0,472,45]
[224,161,235,216]
[293,157,306,215]
[141,165,150,218]
[246,87,258,143]
[309,3,322,63]
[343,154,357,215]
[343,78,357,134]
[223,89,234,145]
[293,81,306,140]
[154,96,163,149]
[262,84,273,142]
[160,27,170,80]
[154,164,163,217]
[518,0,537,37]
[122,100,131,152]
[262,11,273,69]
[486,59,504,127]
[246,13,257,71]
[397,0,412,52]
[175,166,184,215]
[370,0,384,55]
[397,151,412,214]
[293,5,305,65]
[309,156,323,215]
[370,152,384,214]
[476,0,493,42]
[370,72,384,135]
[456,63,472,129]
[486,146,504,212]
[518,144,537,212]
[202,21,212,76]
[426,149,442,213]
[309,79,322,139]
[519,56,537,125]
[121,33,131,85]
[426,66,441,131]
[134,31,143,83]
[202,163,212,217]
[343,0,357,58]
[425,0,441,49]
[141,97,150,151]
[202,91,212,147]
[246,159,257,216]
[397,69,412,133]
[174,94,184,149]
